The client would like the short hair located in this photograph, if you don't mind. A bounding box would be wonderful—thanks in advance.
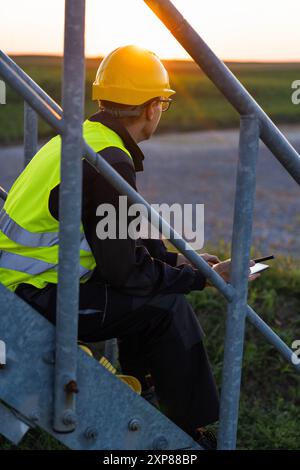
[99,100,146,118]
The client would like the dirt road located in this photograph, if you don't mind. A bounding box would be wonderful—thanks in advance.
[1,125,299,256]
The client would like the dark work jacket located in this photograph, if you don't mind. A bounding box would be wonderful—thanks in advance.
[48,111,206,297]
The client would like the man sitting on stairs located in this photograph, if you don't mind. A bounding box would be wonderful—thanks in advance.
[0,45,254,449]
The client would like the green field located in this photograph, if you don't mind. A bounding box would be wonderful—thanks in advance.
[1,56,299,144]
[0,247,299,450]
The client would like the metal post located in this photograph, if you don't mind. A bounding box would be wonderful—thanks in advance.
[218,116,260,449]
[0,186,7,201]
[144,0,300,185]
[24,102,38,166]
[104,338,118,367]
[53,0,86,432]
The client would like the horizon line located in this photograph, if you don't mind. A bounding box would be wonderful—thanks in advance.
[7,53,300,64]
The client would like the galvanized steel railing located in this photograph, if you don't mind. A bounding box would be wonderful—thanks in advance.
[0,0,299,450]
[24,102,38,167]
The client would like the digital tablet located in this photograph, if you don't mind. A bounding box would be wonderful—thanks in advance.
[250,263,270,275]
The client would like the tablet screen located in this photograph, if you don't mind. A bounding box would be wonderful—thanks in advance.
[250,263,270,275]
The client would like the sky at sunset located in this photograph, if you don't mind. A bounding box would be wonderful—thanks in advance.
[1,0,300,61]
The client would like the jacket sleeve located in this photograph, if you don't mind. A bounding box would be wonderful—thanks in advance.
[49,147,206,297]
[137,238,178,267]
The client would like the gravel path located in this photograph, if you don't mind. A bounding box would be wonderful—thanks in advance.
[1,125,299,257]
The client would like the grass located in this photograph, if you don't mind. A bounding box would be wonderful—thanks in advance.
[0,248,299,450]
[188,248,300,450]
[1,56,300,144]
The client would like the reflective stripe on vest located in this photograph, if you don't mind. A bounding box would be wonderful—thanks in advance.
[0,250,91,278]
[0,208,58,247]
[0,208,92,252]
[0,251,56,275]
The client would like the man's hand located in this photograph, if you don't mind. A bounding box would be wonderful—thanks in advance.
[211,259,259,284]
[211,259,232,283]
[200,253,220,266]
[176,252,220,267]
[175,253,260,285]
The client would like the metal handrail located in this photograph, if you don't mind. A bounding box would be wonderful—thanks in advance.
[0,186,7,201]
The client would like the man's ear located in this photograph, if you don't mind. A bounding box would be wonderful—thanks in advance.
[145,100,157,121]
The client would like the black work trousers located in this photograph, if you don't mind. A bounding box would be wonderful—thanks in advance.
[16,279,219,438]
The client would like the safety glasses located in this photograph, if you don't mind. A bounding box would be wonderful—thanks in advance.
[157,98,172,112]
[142,97,173,112]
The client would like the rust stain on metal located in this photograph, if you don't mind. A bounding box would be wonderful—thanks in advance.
[64,380,79,394]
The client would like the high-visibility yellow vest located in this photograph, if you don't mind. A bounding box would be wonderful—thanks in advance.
[0,119,132,292]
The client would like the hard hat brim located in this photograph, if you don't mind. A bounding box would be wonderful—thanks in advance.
[92,84,176,105]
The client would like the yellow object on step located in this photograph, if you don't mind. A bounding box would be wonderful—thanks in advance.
[79,344,93,357]
[78,344,141,394]
[99,356,117,374]
[117,375,142,395]
[99,356,141,395]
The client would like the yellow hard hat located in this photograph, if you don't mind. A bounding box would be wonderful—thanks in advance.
[92,45,175,105]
